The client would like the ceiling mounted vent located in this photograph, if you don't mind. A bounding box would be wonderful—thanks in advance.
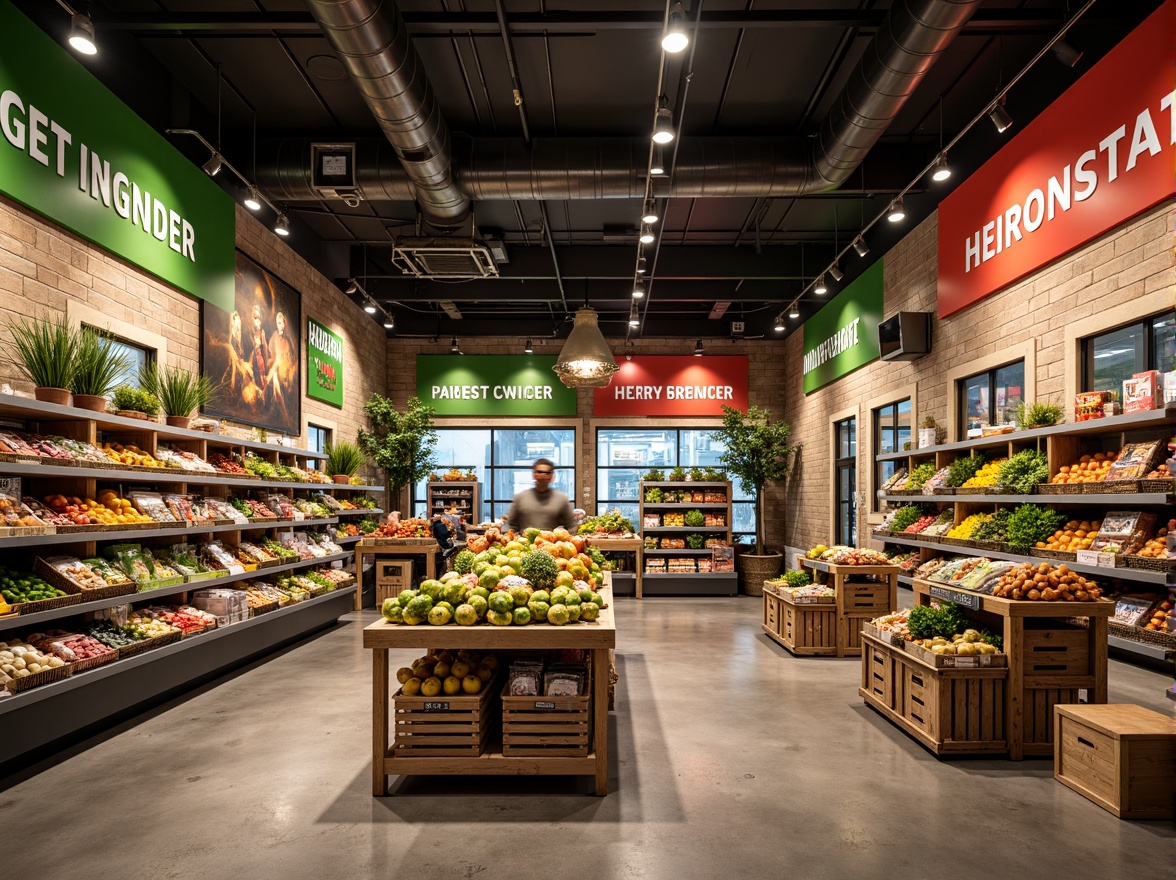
[390,238,499,279]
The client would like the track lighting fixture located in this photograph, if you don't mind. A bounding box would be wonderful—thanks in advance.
[988,101,1014,134]
[202,151,224,178]
[383,318,394,330]
[637,255,647,274]
[887,197,906,223]
[789,303,800,319]
[653,96,675,145]
[814,274,828,295]
[853,236,869,258]
[774,314,785,333]
[68,12,97,56]
[629,307,641,328]
[639,224,655,245]
[273,212,290,237]
[829,262,844,282]
[632,279,645,299]
[650,149,666,176]
[662,2,689,54]
[450,337,461,354]
[363,301,378,315]
[930,152,952,182]
[244,185,263,211]
[694,339,704,357]
[642,201,659,225]
[524,339,534,354]
[344,278,359,295]
[1051,39,1082,68]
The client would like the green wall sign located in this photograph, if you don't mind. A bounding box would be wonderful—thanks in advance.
[307,317,344,408]
[417,355,577,416]
[802,258,884,393]
[0,1,236,311]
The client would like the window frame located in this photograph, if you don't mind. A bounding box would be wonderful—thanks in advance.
[306,424,331,469]
[833,416,857,546]
[1080,309,1175,393]
[957,358,1025,437]
[871,397,911,513]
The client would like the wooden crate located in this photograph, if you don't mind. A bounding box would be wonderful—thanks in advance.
[778,597,838,656]
[1023,688,1080,746]
[1022,623,1092,676]
[862,637,899,711]
[392,678,497,756]
[840,577,895,613]
[375,559,413,607]
[501,681,591,757]
[1055,703,1176,820]
[762,589,782,637]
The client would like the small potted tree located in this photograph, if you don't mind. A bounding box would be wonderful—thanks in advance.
[140,363,214,428]
[325,441,365,484]
[357,395,439,512]
[71,327,132,412]
[714,404,797,594]
[8,314,78,405]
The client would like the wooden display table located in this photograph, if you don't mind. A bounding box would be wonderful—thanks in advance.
[904,578,1114,760]
[353,539,439,610]
[762,558,898,657]
[364,587,616,796]
[586,536,642,598]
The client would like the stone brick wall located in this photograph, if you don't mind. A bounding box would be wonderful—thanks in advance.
[0,195,385,449]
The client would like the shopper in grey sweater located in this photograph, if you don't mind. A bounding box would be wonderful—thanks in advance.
[503,458,576,533]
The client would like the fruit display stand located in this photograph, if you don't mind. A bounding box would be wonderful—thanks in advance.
[364,586,615,796]
[426,480,480,521]
[585,536,642,598]
[639,481,737,596]
[898,577,1114,760]
[762,557,898,657]
[353,538,439,611]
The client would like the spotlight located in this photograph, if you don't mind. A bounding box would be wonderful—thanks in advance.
[988,101,1014,134]
[450,337,461,353]
[694,339,704,357]
[639,224,655,245]
[629,309,640,328]
[662,2,689,54]
[202,151,224,177]
[274,212,290,236]
[363,301,378,315]
[652,97,675,145]
[774,314,785,333]
[930,152,952,182]
[814,274,828,295]
[637,255,647,275]
[68,13,97,56]
[1052,40,1082,68]
[829,262,844,282]
[344,278,359,295]
[244,185,263,211]
[383,318,394,330]
[642,201,659,225]
[524,339,534,354]
[632,279,645,299]
[789,303,800,319]
[853,236,869,258]
[651,147,666,176]
[887,197,906,223]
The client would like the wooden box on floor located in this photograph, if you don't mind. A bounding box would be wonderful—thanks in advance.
[860,633,1008,755]
[375,560,413,607]
[501,681,591,757]
[1054,703,1176,820]
[391,677,497,756]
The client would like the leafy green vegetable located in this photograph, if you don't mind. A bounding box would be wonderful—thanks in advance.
[667,466,687,482]
[685,533,705,549]
[587,546,610,570]
[904,462,937,489]
[890,504,928,532]
[782,568,811,588]
[1005,504,1066,551]
[908,601,972,640]
[684,509,705,527]
[644,486,664,503]
[520,549,559,589]
[578,508,636,535]
[946,453,986,487]
[972,508,1012,542]
[998,449,1050,494]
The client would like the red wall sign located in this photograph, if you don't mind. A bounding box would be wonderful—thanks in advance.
[937,0,1175,318]
[593,356,749,417]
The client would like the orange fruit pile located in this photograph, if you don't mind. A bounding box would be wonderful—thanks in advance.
[1050,452,1117,484]
[1036,519,1102,551]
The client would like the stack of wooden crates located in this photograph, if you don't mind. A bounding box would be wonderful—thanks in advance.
[375,560,413,607]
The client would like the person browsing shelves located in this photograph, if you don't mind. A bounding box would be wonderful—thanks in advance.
[503,458,576,533]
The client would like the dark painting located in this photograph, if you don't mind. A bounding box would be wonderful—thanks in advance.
[202,251,301,435]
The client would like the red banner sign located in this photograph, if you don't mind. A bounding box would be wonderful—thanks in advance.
[937,0,1175,318]
[594,356,749,417]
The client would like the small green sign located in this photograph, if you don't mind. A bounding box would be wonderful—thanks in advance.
[307,317,343,408]
[802,258,884,393]
[417,355,577,416]
[0,1,236,311]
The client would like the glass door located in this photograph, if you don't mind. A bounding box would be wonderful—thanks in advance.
[834,417,856,546]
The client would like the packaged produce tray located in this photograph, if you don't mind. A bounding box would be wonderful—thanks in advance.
[4,578,83,614]
[1124,555,1175,572]
[33,558,137,603]
[1107,620,1176,650]
[500,679,591,757]
[116,629,182,659]
[859,621,906,647]
[1082,479,1142,494]
[903,639,1008,668]
[4,661,72,693]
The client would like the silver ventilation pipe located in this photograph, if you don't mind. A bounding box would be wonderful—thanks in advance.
[303,0,469,228]
[272,0,979,203]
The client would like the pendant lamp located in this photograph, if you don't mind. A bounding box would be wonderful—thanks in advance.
[553,307,619,388]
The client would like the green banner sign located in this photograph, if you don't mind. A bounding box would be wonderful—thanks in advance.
[417,355,577,416]
[0,1,236,311]
[802,258,884,393]
[307,317,344,408]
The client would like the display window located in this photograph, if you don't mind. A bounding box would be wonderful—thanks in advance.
[872,398,910,511]
[413,427,576,522]
[834,417,856,546]
[306,424,331,470]
[84,326,153,391]
[959,360,1024,435]
[1081,310,1175,394]
[595,427,755,542]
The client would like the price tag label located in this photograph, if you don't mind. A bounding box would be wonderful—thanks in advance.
[929,585,981,611]
[1075,549,1118,568]
[423,701,450,712]
[535,701,556,710]
[225,563,246,576]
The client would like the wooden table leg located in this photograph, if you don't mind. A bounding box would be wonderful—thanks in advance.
[593,647,609,796]
[373,647,389,796]
[1005,616,1023,761]
[1090,616,1108,704]
[426,550,435,581]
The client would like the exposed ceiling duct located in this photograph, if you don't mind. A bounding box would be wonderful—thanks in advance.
[268,0,979,204]
[303,0,470,228]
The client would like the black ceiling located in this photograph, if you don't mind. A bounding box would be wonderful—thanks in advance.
[15,0,1164,342]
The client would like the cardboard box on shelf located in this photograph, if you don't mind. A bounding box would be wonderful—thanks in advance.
[1122,371,1161,413]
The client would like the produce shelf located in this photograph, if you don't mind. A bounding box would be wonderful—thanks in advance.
[642,548,718,555]
[335,508,383,517]
[641,525,730,532]
[0,552,353,632]
[881,492,1172,505]
[877,535,1170,586]
[639,502,729,509]
[0,517,340,548]
[1106,634,1174,664]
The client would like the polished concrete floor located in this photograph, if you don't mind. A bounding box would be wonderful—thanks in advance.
[4,595,1174,879]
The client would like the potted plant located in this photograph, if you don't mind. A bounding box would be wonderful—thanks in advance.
[71,327,132,412]
[8,314,78,405]
[111,384,160,420]
[140,363,214,428]
[918,415,939,449]
[325,441,365,484]
[357,395,439,511]
[1015,400,1065,429]
[715,404,797,593]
